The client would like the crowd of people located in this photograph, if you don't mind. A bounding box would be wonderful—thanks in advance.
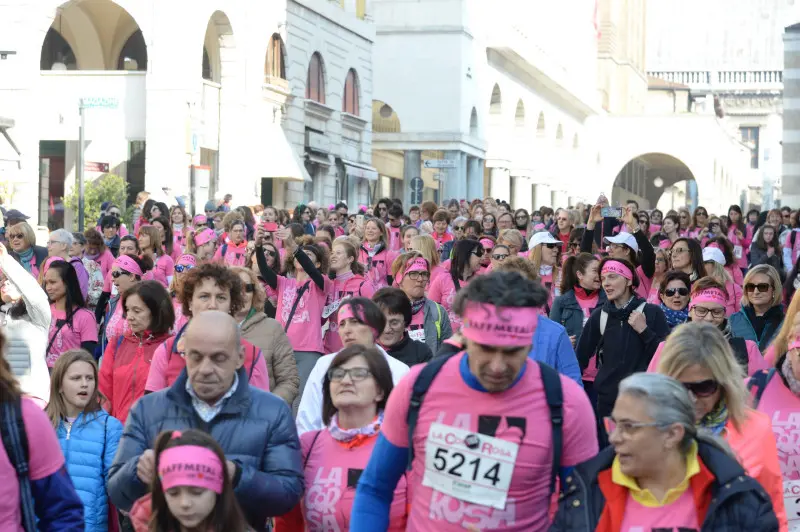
[1,191,800,531]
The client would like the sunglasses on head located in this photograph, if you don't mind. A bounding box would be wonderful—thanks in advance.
[175,264,194,273]
[681,379,719,397]
[664,287,689,297]
[745,282,771,293]
[111,270,132,279]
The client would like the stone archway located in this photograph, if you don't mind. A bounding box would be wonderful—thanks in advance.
[611,152,697,211]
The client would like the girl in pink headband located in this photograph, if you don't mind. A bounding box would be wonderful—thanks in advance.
[189,227,218,262]
[148,429,248,532]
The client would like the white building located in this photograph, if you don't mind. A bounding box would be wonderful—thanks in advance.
[0,0,372,229]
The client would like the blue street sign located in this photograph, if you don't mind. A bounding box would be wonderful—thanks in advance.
[410,176,424,192]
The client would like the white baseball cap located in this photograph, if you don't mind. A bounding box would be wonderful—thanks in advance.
[529,231,561,248]
[604,232,639,253]
[702,247,726,265]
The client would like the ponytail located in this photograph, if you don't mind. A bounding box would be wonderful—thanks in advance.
[559,252,596,295]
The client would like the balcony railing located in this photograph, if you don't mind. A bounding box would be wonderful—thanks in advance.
[648,70,783,91]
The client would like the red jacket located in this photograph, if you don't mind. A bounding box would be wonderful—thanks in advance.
[99,331,171,424]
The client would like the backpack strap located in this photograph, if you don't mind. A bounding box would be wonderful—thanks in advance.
[221,243,228,258]
[434,303,443,340]
[1,398,37,532]
[284,281,311,333]
[304,430,323,469]
[747,368,776,409]
[248,347,262,379]
[728,337,749,373]
[406,352,458,470]
[538,362,563,496]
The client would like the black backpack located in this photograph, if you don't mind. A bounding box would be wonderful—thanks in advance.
[405,353,564,495]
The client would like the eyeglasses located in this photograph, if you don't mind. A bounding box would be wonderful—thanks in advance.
[664,287,689,297]
[244,283,256,293]
[745,283,772,293]
[108,211,121,217]
[681,379,719,397]
[406,271,430,282]
[111,270,132,279]
[471,249,485,257]
[175,264,194,273]
[671,247,689,254]
[568,242,580,249]
[692,306,726,319]
[7,233,23,240]
[556,217,569,223]
[696,211,708,217]
[454,226,465,231]
[327,367,372,382]
[515,215,528,220]
[492,253,509,261]
[604,417,664,436]
[543,243,560,250]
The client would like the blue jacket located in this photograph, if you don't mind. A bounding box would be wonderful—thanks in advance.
[729,305,784,352]
[107,367,304,529]
[550,288,606,346]
[527,316,583,386]
[56,410,123,532]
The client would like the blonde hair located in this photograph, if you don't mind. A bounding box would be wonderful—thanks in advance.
[138,225,164,257]
[222,211,244,233]
[410,234,440,267]
[497,228,524,251]
[657,322,748,432]
[45,350,104,429]
[741,264,782,308]
[528,242,560,281]
[494,256,540,282]
[231,267,265,313]
[705,261,732,286]
[769,288,800,363]
[391,251,426,278]
[11,221,36,248]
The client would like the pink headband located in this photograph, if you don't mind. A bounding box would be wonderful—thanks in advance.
[177,254,197,267]
[690,288,727,309]
[339,302,380,339]
[479,238,494,249]
[707,242,721,250]
[461,302,539,347]
[114,255,143,277]
[601,260,633,280]
[394,257,429,286]
[194,228,217,247]
[157,445,224,494]
[41,256,64,275]
[192,214,207,225]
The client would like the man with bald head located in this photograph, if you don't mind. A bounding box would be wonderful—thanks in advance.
[108,311,303,530]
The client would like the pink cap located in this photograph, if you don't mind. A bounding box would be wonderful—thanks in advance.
[194,228,217,247]
[461,302,539,347]
[157,445,224,494]
[690,288,727,310]
[601,260,633,280]
[394,257,429,286]
[177,254,197,267]
[114,255,143,277]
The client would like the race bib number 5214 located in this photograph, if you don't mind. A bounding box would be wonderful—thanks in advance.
[422,422,519,510]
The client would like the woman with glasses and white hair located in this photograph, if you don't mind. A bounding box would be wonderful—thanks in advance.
[551,372,780,531]
[47,229,89,301]
[655,322,786,528]
[729,264,785,352]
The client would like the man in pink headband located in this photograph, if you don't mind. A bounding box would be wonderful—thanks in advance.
[351,271,599,531]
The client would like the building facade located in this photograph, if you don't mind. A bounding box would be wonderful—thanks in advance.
[0,0,372,230]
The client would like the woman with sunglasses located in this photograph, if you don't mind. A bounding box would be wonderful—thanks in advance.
[99,254,152,352]
[656,270,691,329]
[669,237,705,282]
[390,252,452,356]
[654,322,786,528]
[528,231,563,312]
[649,208,663,232]
[482,213,498,238]
[170,253,197,331]
[6,221,48,279]
[648,277,768,377]
[514,208,531,239]
[489,243,510,270]
[637,211,651,238]
[551,371,780,532]
[428,239,483,331]
[687,206,709,239]
[323,239,375,354]
[729,264,785,353]
[677,207,692,236]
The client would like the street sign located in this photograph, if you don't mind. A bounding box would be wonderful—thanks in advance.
[410,190,423,205]
[84,161,109,172]
[423,159,456,169]
[410,176,424,192]
[433,173,443,181]
[80,97,119,109]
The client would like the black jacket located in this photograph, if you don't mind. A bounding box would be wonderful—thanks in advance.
[385,333,433,367]
[550,440,779,531]
[576,297,668,417]
[9,245,48,272]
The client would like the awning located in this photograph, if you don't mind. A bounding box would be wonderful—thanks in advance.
[306,151,333,167]
[341,159,378,181]
[0,124,21,170]
[255,125,310,182]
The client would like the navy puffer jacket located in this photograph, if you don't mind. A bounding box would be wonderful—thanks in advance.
[56,410,123,532]
[550,439,779,531]
[107,367,304,529]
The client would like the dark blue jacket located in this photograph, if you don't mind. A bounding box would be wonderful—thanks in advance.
[550,288,606,346]
[550,439,779,531]
[728,304,784,352]
[107,367,304,529]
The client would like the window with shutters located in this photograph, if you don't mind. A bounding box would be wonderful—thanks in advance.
[343,69,359,115]
[306,52,326,104]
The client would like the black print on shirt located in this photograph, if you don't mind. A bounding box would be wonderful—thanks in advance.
[477,416,528,439]
[347,468,363,488]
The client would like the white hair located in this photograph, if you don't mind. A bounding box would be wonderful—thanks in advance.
[49,229,74,247]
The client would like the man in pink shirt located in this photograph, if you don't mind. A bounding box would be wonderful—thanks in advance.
[351,271,599,531]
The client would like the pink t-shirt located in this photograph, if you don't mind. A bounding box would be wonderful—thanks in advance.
[728,226,753,270]
[575,293,599,381]
[322,274,375,354]
[756,375,800,481]
[388,225,403,252]
[646,280,661,305]
[634,265,650,300]
[213,241,248,267]
[647,339,768,376]
[428,274,466,331]
[93,248,115,279]
[142,253,174,288]
[381,355,598,531]
[619,489,698,531]
[0,398,65,532]
[409,308,426,343]
[300,430,407,531]
[277,275,331,353]
[47,306,99,367]
[173,297,188,333]
[358,246,395,291]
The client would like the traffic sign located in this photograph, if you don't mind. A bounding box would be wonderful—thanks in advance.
[410,190,423,204]
[423,159,456,169]
[80,97,119,109]
[410,176,424,192]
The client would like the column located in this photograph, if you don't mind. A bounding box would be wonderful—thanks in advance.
[467,157,484,201]
[512,176,533,212]
[443,150,466,201]
[784,26,800,207]
[403,149,421,207]
[533,184,552,210]
[489,167,511,203]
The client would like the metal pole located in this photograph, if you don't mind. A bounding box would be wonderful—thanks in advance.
[189,162,196,216]
[78,103,85,231]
